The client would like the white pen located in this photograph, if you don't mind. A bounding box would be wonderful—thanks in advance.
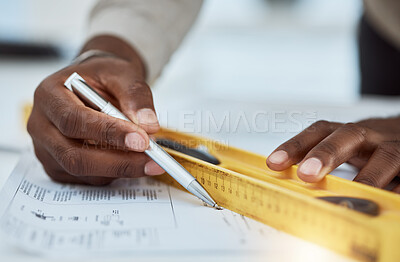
[64,72,218,208]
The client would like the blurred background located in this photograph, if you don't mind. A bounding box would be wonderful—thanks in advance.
[0,0,362,103]
[0,0,361,145]
[1,0,399,178]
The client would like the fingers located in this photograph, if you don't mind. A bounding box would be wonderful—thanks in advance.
[29,112,165,180]
[35,83,149,152]
[296,123,368,182]
[267,121,342,170]
[29,58,164,186]
[99,73,160,134]
[33,142,116,185]
[354,142,400,188]
[266,119,397,188]
[46,129,164,179]
[392,183,400,194]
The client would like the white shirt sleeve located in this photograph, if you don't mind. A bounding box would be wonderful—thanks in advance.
[87,0,203,83]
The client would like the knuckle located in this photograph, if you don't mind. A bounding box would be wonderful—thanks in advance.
[356,174,380,188]
[57,108,77,136]
[107,161,141,178]
[285,138,304,152]
[58,107,85,138]
[102,120,119,145]
[311,143,338,166]
[314,120,330,129]
[54,146,83,176]
[307,120,331,132]
[377,142,400,162]
[32,146,46,166]
[341,123,367,141]
[46,95,64,116]
[316,142,338,156]
[33,80,50,102]
[126,81,152,98]
[27,114,35,137]
[33,85,43,102]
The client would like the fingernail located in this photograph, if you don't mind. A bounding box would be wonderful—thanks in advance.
[125,132,147,151]
[268,150,288,165]
[144,161,165,176]
[299,158,322,176]
[137,108,158,126]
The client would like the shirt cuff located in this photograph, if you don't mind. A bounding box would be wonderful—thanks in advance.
[87,0,203,83]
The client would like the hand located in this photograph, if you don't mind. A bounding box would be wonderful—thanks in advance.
[27,36,164,185]
[266,117,400,192]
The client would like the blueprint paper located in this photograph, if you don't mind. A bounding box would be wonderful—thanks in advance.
[0,152,337,259]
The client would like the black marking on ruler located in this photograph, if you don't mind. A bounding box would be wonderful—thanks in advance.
[317,196,379,216]
[155,138,220,165]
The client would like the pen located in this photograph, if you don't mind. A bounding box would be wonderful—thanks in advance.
[64,72,218,208]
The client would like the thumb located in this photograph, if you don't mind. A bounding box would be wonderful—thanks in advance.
[103,76,160,134]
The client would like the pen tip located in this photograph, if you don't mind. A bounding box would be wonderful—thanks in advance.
[214,204,223,210]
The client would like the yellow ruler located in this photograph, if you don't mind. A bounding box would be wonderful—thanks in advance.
[154,128,400,262]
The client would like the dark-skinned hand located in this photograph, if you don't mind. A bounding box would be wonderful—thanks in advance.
[27,35,164,186]
[266,117,400,193]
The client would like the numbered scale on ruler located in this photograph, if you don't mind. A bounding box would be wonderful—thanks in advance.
[154,128,400,262]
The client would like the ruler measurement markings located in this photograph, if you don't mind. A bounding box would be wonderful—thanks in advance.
[159,140,397,262]
[230,170,378,261]
[214,170,219,190]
